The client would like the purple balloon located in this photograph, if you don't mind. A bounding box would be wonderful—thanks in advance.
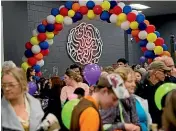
[140,56,146,63]
[83,64,101,86]
[28,81,37,95]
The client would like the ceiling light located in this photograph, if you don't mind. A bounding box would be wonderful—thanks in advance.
[130,4,150,10]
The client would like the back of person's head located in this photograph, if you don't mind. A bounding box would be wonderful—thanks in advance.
[162,89,176,131]
[2,61,16,72]
[65,69,83,82]
[50,76,63,88]
[74,87,85,98]
[114,67,134,81]
[103,66,114,74]
[2,67,28,92]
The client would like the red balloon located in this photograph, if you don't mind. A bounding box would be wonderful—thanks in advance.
[146,25,156,33]
[127,12,136,22]
[42,19,48,26]
[41,49,49,56]
[28,57,37,66]
[155,37,164,46]
[141,47,147,52]
[53,30,59,35]
[148,58,153,64]
[134,36,140,43]
[25,42,33,49]
[109,9,114,14]
[37,33,47,42]
[93,5,102,15]
[113,6,122,15]
[79,6,88,15]
[54,23,63,31]
[60,7,68,16]
[36,72,42,77]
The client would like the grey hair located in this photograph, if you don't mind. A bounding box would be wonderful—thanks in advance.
[2,61,16,71]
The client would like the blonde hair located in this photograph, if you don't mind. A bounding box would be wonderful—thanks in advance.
[114,67,134,81]
[65,69,83,82]
[2,61,16,72]
[2,67,28,92]
[103,66,114,74]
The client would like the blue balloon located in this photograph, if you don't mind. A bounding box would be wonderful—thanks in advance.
[65,1,73,10]
[33,65,40,73]
[46,24,55,32]
[144,50,155,59]
[39,41,49,50]
[33,76,40,81]
[74,12,83,21]
[37,24,46,33]
[72,15,78,23]
[123,5,132,14]
[136,13,145,23]
[110,1,117,9]
[24,50,34,58]
[138,22,147,30]
[100,11,110,21]
[154,31,160,37]
[126,28,132,34]
[162,44,168,51]
[139,39,148,47]
[51,8,59,16]
[86,1,95,9]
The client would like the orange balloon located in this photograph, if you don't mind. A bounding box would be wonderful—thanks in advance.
[131,29,140,37]
[160,51,171,57]
[34,53,43,60]
[42,19,48,26]
[148,58,153,64]
[53,30,59,35]
[72,3,80,12]
[144,20,150,26]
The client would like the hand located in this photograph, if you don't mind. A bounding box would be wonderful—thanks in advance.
[124,124,138,131]
[133,126,140,131]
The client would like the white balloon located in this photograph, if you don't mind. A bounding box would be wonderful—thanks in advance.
[138,31,148,40]
[46,39,54,46]
[132,10,139,15]
[79,0,88,6]
[146,42,155,50]
[37,59,44,67]
[118,2,125,10]
[31,45,41,54]
[32,29,38,36]
[59,5,65,10]
[64,16,73,25]
[121,21,130,30]
[47,15,56,24]
[94,0,103,5]
[110,14,118,23]
[22,56,27,62]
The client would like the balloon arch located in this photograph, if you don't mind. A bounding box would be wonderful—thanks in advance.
[21,0,171,77]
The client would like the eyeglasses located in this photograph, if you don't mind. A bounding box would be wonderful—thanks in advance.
[2,83,19,90]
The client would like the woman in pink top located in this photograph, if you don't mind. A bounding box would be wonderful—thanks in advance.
[60,69,89,105]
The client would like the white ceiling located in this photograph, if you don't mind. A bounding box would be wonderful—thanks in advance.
[125,1,176,16]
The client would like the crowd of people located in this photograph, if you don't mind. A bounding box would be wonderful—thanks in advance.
[1,55,176,131]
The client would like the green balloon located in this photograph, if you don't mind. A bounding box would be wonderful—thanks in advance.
[155,83,176,110]
[61,99,80,129]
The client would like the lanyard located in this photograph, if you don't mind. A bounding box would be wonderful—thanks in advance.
[119,101,124,123]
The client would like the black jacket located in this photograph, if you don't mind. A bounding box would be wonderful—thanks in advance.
[135,78,164,128]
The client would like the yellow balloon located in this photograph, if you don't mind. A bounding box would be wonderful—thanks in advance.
[118,13,127,23]
[154,46,164,55]
[87,10,95,19]
[147,33,157,43]
[30,37,39,45]
[101,1,110,11]
[55,15,64,23]
[116,20,122,26]
[68,10,75,17]
[46,32,54,39]
[130,21,139,30]
[21,62,30,72]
